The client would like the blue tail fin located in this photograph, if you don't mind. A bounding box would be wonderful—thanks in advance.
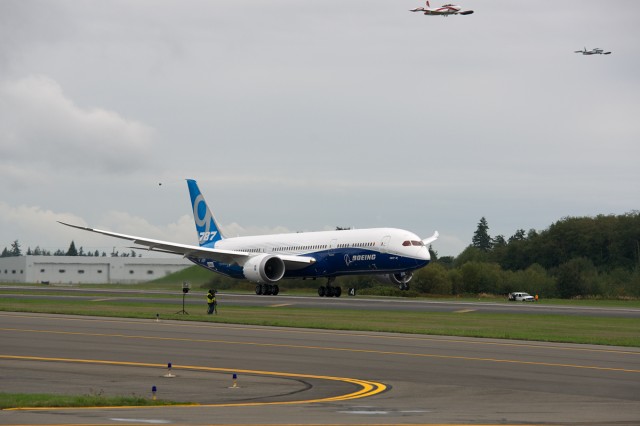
[186,179,225,247]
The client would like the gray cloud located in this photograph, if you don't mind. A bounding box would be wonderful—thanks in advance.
[0,76,155,177]
[0,0,638,256]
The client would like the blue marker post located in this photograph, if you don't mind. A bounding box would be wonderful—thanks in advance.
[152,385,157,400]
[164,362,175,378]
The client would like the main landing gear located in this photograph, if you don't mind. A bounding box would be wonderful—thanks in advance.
[318,277,342,297]
[255,284,279,296]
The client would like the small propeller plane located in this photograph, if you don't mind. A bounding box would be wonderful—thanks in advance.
[575,47,612,55]
[410,1,474,16]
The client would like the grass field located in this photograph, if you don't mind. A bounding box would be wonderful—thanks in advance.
[1,289,638,347]
[0,392,190,409]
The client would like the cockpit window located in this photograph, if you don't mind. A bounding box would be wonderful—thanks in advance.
[403,240,424,246]
[402,241,411,246]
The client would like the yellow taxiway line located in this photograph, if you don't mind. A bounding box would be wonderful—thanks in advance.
[0,355,386,410]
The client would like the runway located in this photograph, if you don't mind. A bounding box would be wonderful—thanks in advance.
[4,286,640,318]
[1,312,639,425]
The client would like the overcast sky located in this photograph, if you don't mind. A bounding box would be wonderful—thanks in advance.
[1,0,638,257]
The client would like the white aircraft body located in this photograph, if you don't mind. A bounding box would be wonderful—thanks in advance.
[575,47,612,55]
[60,180,438,297]
[410,1,474,16]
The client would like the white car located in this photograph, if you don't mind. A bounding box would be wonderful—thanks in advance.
[508,292,535,302]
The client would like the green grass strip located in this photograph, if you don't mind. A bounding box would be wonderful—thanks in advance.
[1,298,638,347]
[0,392,188,409]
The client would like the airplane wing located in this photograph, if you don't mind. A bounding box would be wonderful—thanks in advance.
[57,221,316,268]
[422,230,439,245]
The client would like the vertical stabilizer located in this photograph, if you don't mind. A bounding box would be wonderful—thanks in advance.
[186,179,225,247]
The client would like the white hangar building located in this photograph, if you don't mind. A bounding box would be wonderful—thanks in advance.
[0,256,192,284]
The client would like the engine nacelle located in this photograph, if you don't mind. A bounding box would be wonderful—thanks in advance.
[375,271,414,286]
[242,254,286,284]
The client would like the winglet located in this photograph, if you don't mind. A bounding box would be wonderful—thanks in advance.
[422,230,439,245]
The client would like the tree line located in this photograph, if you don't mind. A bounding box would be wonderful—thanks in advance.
[1,240,139,258]
[412,212,640,299]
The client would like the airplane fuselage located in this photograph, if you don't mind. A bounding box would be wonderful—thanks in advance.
[190,227,430,280]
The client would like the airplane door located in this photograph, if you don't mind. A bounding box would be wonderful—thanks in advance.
[328,239,337,256]
[380,235,391,253]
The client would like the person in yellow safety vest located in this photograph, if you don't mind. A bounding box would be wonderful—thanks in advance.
[535,294,539,302]
[207,289,217,314]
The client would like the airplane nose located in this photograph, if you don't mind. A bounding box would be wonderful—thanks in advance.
[417,246,430,261]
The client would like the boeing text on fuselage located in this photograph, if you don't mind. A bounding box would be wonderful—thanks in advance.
[59,180,438,297]
[345,254,377,266]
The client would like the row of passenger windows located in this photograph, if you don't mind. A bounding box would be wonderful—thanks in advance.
[274,245,327,251]
[4,268,156,275]
[242,242,376,252]
[337,242,375,248]
[35,269,154,275]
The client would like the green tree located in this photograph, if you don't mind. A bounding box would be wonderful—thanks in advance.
[10,240,21,256]
[454,246,489,267]
[460,261,504,294]
[428,244,438,261]
[492,235,506,247]
[66,241,78,256]
[437,256,455,268]
[413,263,452,295]
[509,229,527,242]
[472,217,492,252]
[556,257,598,298]
[508,264,557,298]
[447,268,464,295]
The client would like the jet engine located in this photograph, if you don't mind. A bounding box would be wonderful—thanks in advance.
[242,254,286,284]
[375,271,414,290]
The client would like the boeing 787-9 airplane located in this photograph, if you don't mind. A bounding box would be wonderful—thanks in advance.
[60,179,438,297]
